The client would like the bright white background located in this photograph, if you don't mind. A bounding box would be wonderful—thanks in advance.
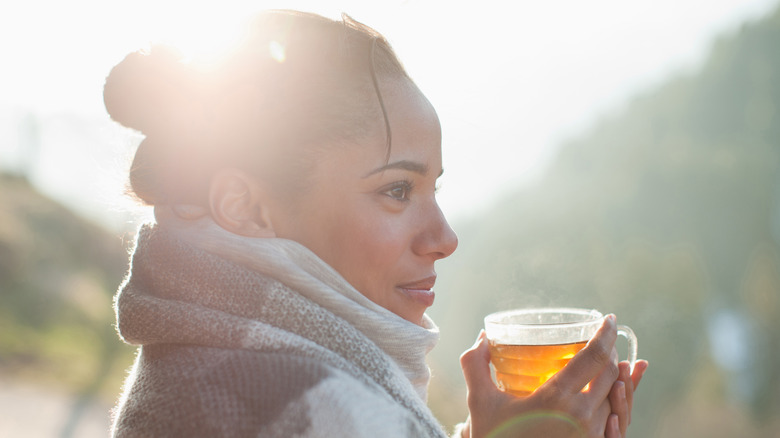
[1,0,777,229]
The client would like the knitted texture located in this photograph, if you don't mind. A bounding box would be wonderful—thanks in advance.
[111,212,448,437]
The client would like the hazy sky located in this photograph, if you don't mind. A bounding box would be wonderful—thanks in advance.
[1,0,778,229]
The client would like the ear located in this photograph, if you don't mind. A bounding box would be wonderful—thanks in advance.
[208,169,277,238]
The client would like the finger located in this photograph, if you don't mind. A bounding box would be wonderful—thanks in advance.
[592,397,613,437]
[586,347,619,401]
[460,330,496,405]
[550,315,618,394]
[617,362,632,425]
[605,414,622,438]
[630,360,649,391]
[609,379,628,436]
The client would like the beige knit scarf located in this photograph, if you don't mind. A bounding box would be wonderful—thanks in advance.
[114,206,445,436]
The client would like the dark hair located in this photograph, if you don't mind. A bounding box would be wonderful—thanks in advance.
[103,10,409,206]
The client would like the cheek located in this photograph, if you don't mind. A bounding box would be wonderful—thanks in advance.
[329,211,409,283]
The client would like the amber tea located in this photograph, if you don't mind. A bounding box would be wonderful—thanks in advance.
[484,308,637,397]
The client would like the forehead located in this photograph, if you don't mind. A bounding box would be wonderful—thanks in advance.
[306,81,442,184]
[282,79,442,215]
[371,78,442,160]
[384,78,440,130]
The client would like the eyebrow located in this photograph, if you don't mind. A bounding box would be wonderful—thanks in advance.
[363,160,437,178]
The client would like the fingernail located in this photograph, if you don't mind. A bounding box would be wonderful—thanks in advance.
[606,314,616,323]
[618,381,626,399]
[609,414,619,432]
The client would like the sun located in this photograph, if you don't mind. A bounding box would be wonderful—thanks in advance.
[143,4,250,67]
[139,1,350,69]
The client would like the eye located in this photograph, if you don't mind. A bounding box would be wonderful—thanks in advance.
[382,180,414,201]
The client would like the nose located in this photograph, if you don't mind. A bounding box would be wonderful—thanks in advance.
[414,201,458,260]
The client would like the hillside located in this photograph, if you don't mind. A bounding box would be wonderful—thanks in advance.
[430,5,780,437]
[0,172,134,402]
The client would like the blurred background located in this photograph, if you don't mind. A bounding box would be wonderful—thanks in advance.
[1,0,779,436]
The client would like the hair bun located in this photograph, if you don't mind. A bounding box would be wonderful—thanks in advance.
[103,45,190,134]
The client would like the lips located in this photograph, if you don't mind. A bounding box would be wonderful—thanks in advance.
[397,276,436,307]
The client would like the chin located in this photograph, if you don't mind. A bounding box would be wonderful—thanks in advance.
[401,310,427,327]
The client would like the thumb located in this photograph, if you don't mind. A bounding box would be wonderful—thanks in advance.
[460,330,495,399]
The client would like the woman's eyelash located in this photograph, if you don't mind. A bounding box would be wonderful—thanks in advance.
[383,180,414,201]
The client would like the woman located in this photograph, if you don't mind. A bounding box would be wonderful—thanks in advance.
[105,10,646,437]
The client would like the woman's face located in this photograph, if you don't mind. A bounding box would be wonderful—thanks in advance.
[270,79,458,325]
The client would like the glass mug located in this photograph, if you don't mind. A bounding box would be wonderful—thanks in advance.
[484,308,638,397]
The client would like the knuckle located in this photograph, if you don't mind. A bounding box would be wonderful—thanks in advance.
[606,360,619,381]
[587,342,612,367]
[459,348,474,368]
[542,378,567,403]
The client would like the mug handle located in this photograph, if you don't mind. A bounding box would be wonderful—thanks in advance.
[617,324,638,373]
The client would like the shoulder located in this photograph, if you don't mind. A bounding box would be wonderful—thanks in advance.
[114,345,331,436]
[114,344,425,437]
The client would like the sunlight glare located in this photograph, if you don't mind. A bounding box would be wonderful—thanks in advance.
[148,4,250,70]
[269,41,287,63]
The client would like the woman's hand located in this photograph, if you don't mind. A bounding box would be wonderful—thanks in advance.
[459,315,647,438]
[606,357,649,437]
